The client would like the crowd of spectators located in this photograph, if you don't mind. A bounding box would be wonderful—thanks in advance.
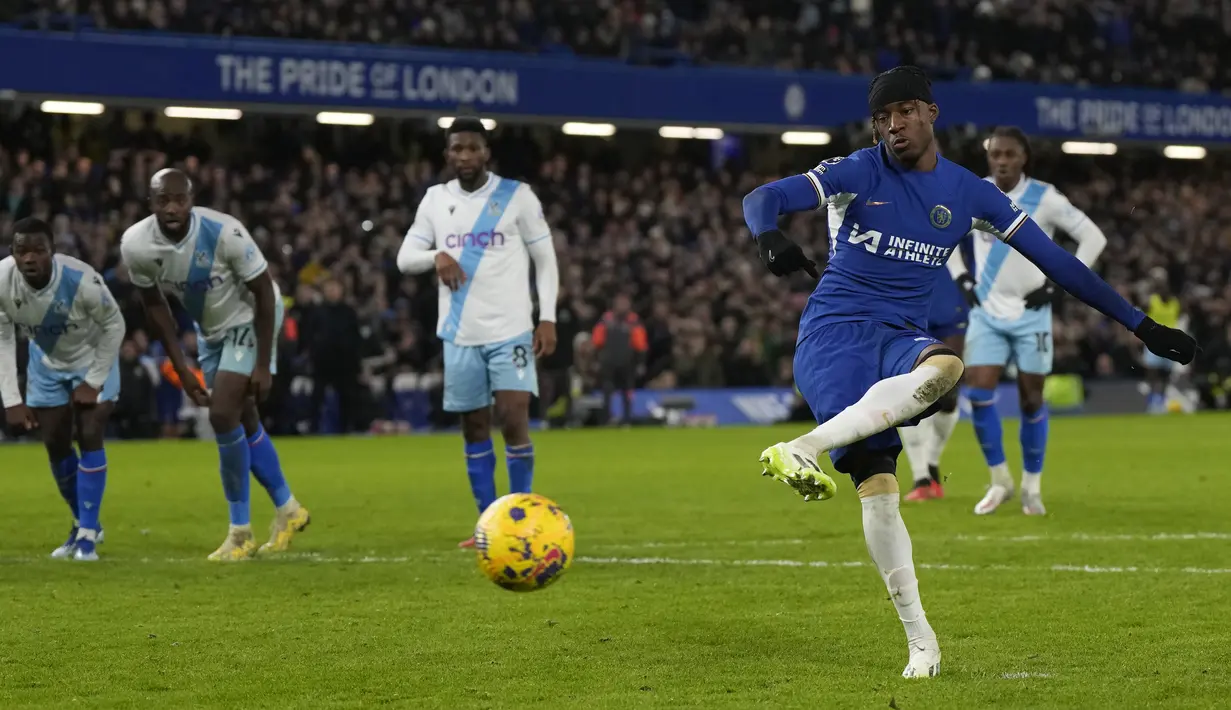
[2,107,1230,434]
[9,0,1231,91]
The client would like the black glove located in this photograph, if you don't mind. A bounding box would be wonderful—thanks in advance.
[1134,316,1197,365]
[956,273,979,307]
[1023,281,1062,309]
[756,229,818,278]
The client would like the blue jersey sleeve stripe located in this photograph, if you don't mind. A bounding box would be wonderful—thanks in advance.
[524,234,551,245]
[804,170,825,204]
[409,233,433,245]
[1000,212,1029,242]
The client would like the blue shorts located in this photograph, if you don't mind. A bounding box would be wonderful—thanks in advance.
[25,346,121,409]
[965,306,1053,375]
[793,321,942,473]
[197,299,284,388]
[443,331,538,413]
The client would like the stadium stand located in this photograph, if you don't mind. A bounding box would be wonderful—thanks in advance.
[0,105,1226,433]
[10,0,1231,88]
[1,1,1229,431]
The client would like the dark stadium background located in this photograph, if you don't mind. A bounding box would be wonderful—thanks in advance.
[2,0,1229,437]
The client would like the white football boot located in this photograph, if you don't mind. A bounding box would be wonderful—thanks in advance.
[1021,492,1047,516]
[974,464,1016,515]
[902,637,942,679]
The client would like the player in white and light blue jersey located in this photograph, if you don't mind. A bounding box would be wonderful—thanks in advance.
[121,169,310,561]
[0,218,124,560]
[947,127,1108,516]
[397,117,560,548]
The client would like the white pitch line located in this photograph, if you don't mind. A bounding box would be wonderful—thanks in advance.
[3,553,1231,575]
[952,532,1231,543]
[576,556,1231,575]
[588,539,807,550]
[587,532,1231,551]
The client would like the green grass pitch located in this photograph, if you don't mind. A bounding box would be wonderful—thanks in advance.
[1,415,1229,708]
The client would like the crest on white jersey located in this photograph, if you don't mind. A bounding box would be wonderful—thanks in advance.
[193,249,212,269]
[50,299,70,316]
[488,200,503,215]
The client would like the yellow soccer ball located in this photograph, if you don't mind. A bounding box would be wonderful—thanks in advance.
[474,493,574,592]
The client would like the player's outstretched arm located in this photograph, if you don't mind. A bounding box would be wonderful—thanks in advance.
[1023,192,1110,309]
[82,276,126,395]
[1007,219,1196,364]
[742,174,822,278]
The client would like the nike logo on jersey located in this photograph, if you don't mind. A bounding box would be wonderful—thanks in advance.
[866,200,891,206]
[448,205,456,215]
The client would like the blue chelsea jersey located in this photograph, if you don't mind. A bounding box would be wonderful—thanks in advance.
[798,144,1026,341]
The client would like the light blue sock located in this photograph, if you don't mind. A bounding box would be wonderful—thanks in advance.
[76,449,107,533]
[464,440,498,513]
[216,426,251,526]
[247,425,292,507]
[967,387,1007,467]
[49,450,80,522]
[1020,405,1049,475]
[506,442,534,494]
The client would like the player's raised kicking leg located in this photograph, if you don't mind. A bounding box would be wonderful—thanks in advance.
[761,324,958,678]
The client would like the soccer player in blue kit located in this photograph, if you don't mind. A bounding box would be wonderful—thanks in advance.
[742,66,1195,679]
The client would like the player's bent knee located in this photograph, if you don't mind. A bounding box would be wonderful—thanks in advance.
[914,353,963,406]
[857,473,900,499]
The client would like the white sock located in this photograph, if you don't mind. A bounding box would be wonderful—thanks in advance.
[795,365,948,456]
[277,496,300,516]
[1021,472,1042,496]
[898,426,932,484]
[229,523,252,535]
[926,409,959,468]
[989,462,1013,489]
[862,492,934,644]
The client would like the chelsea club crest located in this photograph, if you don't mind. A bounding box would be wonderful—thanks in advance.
[929,205,952,229]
